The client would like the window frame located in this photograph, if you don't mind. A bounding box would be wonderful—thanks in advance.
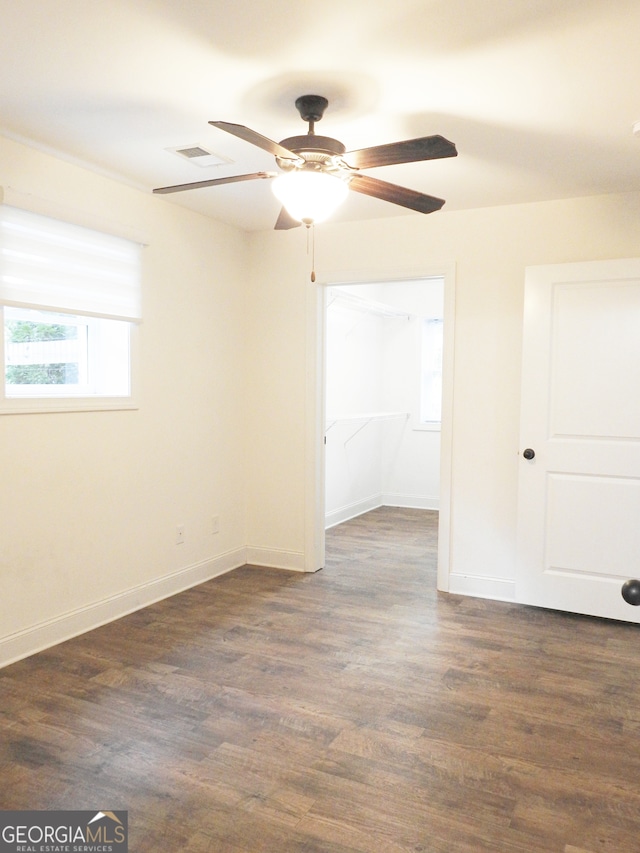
[0,308,139,414]
[0,200,142,415]
[414,315,444,432]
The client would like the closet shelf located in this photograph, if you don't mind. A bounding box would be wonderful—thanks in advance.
[326,412,409,442]
[328,288,413,320]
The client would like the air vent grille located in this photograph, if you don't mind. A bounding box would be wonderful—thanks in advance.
[177,146,213,159]
[165,145,232,168]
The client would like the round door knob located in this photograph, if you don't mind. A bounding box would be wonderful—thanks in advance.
[523,448,535,460]
[621,579,640,606]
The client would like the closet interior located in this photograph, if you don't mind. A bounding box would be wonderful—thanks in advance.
[324,278,444,528]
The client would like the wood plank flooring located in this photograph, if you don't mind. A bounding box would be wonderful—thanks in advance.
[2,507,640,851]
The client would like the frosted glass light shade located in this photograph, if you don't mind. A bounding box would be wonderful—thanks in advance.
[272,170,349,224]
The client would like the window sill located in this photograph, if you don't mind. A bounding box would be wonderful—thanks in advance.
[0,396,139,415]
[412,420,441,432]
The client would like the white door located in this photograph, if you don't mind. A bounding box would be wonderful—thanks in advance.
[516,258,640,623]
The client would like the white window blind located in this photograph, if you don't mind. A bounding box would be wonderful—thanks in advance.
[0,205,142,322]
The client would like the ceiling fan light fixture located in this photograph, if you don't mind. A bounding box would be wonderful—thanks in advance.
[272,169,349,225]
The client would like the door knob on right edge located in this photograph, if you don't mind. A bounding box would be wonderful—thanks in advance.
[523,448,535,460]
[621,579,640,606]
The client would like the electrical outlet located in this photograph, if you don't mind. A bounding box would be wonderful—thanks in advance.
[176,525,185,545]
[211,515,219,535]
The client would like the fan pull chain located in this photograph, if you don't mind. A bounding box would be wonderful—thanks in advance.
[306,221,316,282]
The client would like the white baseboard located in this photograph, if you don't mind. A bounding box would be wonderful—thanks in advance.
[325,493,439,528]
[0,548,246,670]
[245,546,306,572]
[382,493,440,511]
[1,543,514,671]
[446,573,516,602]
[325,494,383,529]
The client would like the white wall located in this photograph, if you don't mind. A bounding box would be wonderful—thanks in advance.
[247,192,640,594]
[324,284,385,525]
[378,279,442,510]
[0,135,250,665]
[325,279,443,527]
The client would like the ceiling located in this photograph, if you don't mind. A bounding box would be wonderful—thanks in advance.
[1,0,639,232]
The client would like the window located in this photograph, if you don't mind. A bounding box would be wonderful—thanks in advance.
[0,204,141,413]
[419,317,443,427]
[4,307,130,398]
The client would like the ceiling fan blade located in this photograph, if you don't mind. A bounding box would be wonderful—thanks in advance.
[210,121,303,164]
[349,174,445,214]
[274,207,301,230]
[153,171,277,195]
[345,135,457,170]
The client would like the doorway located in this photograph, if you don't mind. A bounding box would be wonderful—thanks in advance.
[311,269,456,589]
[325,277,443,526]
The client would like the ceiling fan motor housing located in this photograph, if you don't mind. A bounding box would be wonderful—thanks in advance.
[276,135,347,171]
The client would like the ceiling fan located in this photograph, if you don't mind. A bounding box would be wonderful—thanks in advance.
[153,94,457,229]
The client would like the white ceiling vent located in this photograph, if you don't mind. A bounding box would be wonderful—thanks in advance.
[166,144,233,168]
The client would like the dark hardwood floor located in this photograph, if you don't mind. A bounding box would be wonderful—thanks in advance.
[2,507,640,852]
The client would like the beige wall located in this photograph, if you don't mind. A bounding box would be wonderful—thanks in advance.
[3,128,640,664]
[0,136,250,664]
[247,193,640,596]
